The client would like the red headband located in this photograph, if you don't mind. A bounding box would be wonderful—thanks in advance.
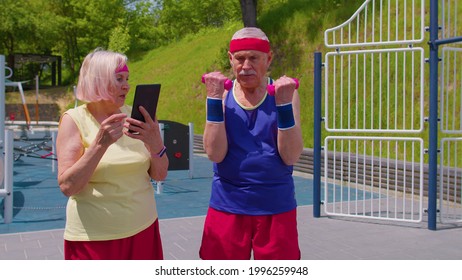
[229,38,271,53]
[115,64,129,73]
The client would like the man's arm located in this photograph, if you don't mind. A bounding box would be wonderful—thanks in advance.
[277,91,303,165]
[202,72,229,163]
[203,120,228,163]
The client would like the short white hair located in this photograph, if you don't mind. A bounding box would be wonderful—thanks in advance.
[76,48,128,102]
[231,27,269,42]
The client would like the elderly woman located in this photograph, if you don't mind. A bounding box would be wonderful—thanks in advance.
[56,49,168,260]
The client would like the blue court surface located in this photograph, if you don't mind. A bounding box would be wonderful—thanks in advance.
[1,153,316,235]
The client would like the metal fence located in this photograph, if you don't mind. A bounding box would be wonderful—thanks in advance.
[323,136,424,222]
[313,0,462,230]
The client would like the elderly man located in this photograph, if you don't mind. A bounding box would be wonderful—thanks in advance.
[200,27,303,260]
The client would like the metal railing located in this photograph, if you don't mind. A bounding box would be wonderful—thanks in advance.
[440,47,462,134]
[439,138,462,223]
[324,0,425,48]
[324,47,425,133]
[314,0,462,229]
[323,136,424,222]
[318,0,427,226]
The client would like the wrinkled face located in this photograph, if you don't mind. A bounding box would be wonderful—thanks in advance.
[111,71,130,106]
[229,50,272,90]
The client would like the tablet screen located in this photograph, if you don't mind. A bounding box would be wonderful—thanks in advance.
[130,84,161,122]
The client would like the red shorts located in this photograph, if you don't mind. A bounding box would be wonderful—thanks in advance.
[64,219,163,260]
[200,207,300,260]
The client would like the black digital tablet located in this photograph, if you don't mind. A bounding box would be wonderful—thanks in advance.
[129,84,161,132]
[131,84,161,122]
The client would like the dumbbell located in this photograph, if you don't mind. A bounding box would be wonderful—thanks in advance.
[202,74,299,96]
[266,78,299,96]
[201,75,233,91]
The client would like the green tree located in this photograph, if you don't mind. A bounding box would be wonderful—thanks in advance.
[125,0,163,52]
[47,0,128,80]
[109,24,131,54]
[0,0,253,85]
[158,0,240,42]
[0,0,58,55]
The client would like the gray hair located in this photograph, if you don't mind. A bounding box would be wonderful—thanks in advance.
[231,27,269,42]
[76,48,128,102]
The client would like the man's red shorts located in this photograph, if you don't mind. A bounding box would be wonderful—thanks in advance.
[200,207,300,260]
[64,219,163,260]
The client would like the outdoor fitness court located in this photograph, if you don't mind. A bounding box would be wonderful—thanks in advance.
[0,148,313,235]
[1,0,462,262]
[1,139,462,260]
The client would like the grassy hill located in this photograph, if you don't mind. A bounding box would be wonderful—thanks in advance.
[126,0,366,149]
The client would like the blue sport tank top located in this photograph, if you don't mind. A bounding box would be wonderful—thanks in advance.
[209,80,297,215]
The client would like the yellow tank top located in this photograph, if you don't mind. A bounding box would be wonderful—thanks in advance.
[62,104,157,241]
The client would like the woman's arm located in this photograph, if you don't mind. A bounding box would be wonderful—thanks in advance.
[125,106,168,181]
[57,113,126,196]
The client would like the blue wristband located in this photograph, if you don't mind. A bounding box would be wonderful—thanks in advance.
[276,103,295,130]
[207,98,224,123]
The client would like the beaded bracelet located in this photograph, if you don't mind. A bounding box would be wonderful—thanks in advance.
[152,145,167,158]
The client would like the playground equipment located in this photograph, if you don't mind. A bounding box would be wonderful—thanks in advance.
[156,120,194,194]
[1,55,59,224]
[0,130,13,224]
[3,66,34,127]
[12,134,56,162]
